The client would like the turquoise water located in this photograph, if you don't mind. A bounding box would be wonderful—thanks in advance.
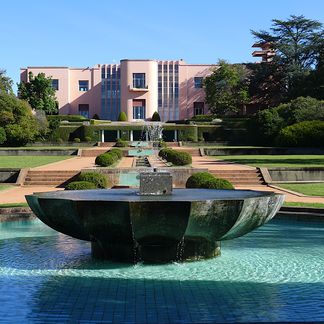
[128,149,153,157]
[0,218,324,323]
[118,172,140,187]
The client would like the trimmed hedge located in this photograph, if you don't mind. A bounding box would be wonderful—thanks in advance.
[276,120,324,147]
[47,115,88,122]
[158,148,192,166]
[109,148,123,159]
[65,181,96,190]
[95,152,118,166]
[118,112,127,121]
[115,138,128,147]
[186,172,234,189]
[78,172,108,188]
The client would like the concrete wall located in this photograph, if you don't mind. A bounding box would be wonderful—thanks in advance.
[269,168,324,182]
[0,169,19,183]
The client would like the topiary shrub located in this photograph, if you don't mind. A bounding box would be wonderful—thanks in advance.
[158,148,174,160]
[109,148,123,159]
[115,138,128,147]
[73,137,81,143]
[92,114,100,120]
[151,111,161,121]
[78,172,108,188]
[84,136,92,142]
[65,181,96,190]
[95,152,118,167]
[158,148,192,166]
[118,111,127,121]
[186,172,234,189]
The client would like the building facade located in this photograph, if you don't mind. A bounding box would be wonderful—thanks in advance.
[20,59,216,122]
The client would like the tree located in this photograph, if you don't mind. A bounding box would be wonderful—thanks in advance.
[151,111,161,121]
[204,60,249,115]
[0,93,39,146]
[251,15,324,99]
[0,70,13,95]
[18,72,58,115]
[118,111,127,121]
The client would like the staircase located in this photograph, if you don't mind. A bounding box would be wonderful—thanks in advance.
[24,170,80,187]
[209,168,265,186]
[80,149,109,157]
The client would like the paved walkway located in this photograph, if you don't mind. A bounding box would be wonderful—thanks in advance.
[1,153,324,204]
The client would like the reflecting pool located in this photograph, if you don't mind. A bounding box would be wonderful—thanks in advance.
[0,218,324,323]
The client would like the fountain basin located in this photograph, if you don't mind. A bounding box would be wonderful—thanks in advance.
[26,189,284,263]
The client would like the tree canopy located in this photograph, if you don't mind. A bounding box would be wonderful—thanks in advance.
[18,72,58,115]
[0,70,13,95]
[204,60,249,115]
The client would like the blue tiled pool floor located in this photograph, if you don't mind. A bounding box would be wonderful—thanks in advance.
[0,219,324,323]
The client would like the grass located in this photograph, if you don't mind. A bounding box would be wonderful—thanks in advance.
[0,184,12,191]
[283,202,324,208]
[212,155,324,168]
[0,156,73,168]
[0,202,29,208]
[278,183,324,196]
[0,146,82,150]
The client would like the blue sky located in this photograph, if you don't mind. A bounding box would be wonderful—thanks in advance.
[1,0,323,93]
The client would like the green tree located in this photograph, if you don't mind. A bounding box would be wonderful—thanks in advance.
[0,93,39,146]
[18,72,58,115]
[251,15,324,99]
[204,60,249,115]
[0,70,13,95]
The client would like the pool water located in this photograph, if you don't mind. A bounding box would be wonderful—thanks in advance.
[0,218,324,323]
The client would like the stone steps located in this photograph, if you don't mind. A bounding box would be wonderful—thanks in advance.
[174,148,201,157]
[24,170,80,186]
[80,149,109,157]
[209,169,265,185]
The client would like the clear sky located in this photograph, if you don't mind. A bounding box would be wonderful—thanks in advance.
[1,0,323,93]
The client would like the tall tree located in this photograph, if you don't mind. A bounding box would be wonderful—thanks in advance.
[18,72,58,115]
[204,60,250,115]
[0,70,13,95]
[251,15,324,99]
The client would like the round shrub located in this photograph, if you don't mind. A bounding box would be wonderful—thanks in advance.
[84,136,92,142]
[170,151,192,166]
[73,137,81,143]
[158,148,173,160]
[109,148,123,159]
[78,172,108,188]
[65,181,96,190]
[95,152,118,167]
[115,138,128,147]
[151,111,161,121]
[186,172,234,189]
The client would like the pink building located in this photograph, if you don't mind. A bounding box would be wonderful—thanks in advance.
[20,60,216,121]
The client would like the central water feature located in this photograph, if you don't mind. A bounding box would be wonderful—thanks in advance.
[26,172,284,263]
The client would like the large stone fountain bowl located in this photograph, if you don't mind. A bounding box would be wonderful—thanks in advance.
[26,189,284,263]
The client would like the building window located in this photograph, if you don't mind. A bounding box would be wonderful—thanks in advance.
[79,80,89,91]
[79,104,89,118]
[133,99,145,119]
[194,102,204,116]
[133,73,146,89]
[194,77,203,88]
[51,79,59,90]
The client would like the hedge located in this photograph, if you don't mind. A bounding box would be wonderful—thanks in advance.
[276,120,324,147]
[108,148,123,159]
[95,153,118,166]
[47,115,88,122]
[186,172,234,189]
[115,138,128,147]
[158,148,192,166]
[65,181,97,190]
[78,172,108,188]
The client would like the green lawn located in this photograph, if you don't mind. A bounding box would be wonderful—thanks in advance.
[283,202,324,208]
[0,156,73,168]
[0,184,12,191]
[0,146,83,150]
[278,183,324,196]
[212,155,324,168]
[0,202,29,208]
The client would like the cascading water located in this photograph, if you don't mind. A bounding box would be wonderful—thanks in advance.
[144,122,163,150]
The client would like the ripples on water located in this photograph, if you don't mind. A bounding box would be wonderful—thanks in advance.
[0,218,324,323]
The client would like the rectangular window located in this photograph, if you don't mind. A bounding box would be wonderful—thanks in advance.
[194,77,203,88]
[194,102,204,116]
[79,80,89,91]
[51,79,59,90]
[133,99,145,119]
[133,73,146,89]
[78,104,89,118]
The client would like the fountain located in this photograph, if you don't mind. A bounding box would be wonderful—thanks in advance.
[26,171,284,263]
